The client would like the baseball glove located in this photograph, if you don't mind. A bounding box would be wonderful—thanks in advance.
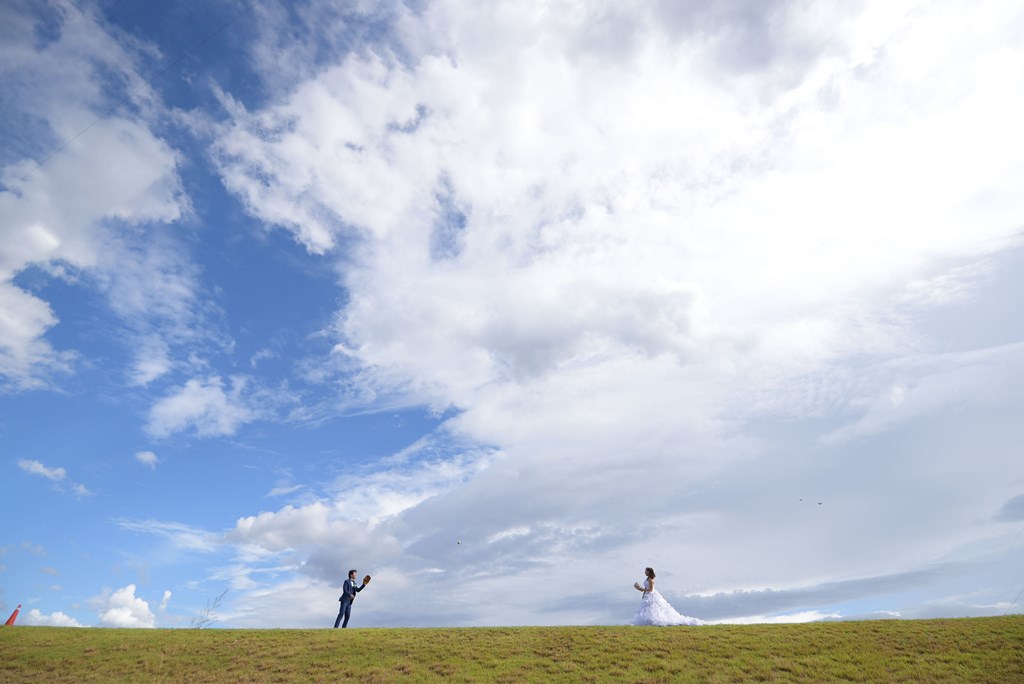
[362,574,372,585]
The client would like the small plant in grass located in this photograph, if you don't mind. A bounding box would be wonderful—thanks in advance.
[189,589,227,629]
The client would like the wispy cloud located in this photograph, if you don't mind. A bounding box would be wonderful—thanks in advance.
[997,495,1024,522]
[134,451,159,470]
[72,483,94,498]
[266,484,303,498]
[18,458,93,497]
[21,541,45,556]
[116,519,221,553]
[823,343,1024,444]
[18,459,66,481]
[250,348,277,367]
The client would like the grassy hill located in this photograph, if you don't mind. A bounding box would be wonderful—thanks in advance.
[1,616,1021,682]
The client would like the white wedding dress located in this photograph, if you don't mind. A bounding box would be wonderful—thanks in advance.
[633,578,703,626]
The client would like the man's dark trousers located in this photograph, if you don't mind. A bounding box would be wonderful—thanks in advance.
[334,597,354,628]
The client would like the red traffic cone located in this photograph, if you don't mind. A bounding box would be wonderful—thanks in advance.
[4,605,20,626]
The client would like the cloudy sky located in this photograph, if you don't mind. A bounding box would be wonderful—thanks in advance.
[2,0,1023,629]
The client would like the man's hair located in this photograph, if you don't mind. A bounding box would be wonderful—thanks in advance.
[349,569,357,577]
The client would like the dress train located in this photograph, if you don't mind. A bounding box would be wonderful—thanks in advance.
[632,580,703,626]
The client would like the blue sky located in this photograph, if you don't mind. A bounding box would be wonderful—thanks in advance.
[2,0,1023,628]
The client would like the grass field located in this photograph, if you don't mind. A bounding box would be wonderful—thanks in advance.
[1,616,1021,682]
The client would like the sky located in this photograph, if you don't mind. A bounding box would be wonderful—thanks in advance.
[1,0,1023,629]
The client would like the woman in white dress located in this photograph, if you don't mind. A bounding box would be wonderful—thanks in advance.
[633,567,703,626]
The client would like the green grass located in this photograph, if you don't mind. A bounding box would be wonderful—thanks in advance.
[1,616,1021,682]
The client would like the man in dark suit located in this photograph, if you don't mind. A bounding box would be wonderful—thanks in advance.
[334,569,366,628]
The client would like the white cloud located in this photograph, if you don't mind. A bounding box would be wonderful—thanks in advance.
[231,502,344,552]
[221,577,336,629]
[24,609,84,627]
[824,343,1024,443]
[0,0,1004,629]
[0,282,76,390]
[159,590,172,611]
[95,234,231,387]
[250,348,277,367]
[18,459,66,481]
[135,450,159,469]
[97,584,156,628]
[328,446,498,525]
[116,519,220,553]
[487,526,531,544]
[217,0,1024,429]
[219,444,497,591]
[128,338,173,387]
[18,458,93,497]
[193,0,1024,626]
[266,484,303,497]
[146,376,257,438]
[0,0,197,392]
[712,610,843,625]
[21,541,45,556]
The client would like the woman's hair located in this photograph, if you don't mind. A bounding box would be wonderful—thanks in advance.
[645,567,656,579]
